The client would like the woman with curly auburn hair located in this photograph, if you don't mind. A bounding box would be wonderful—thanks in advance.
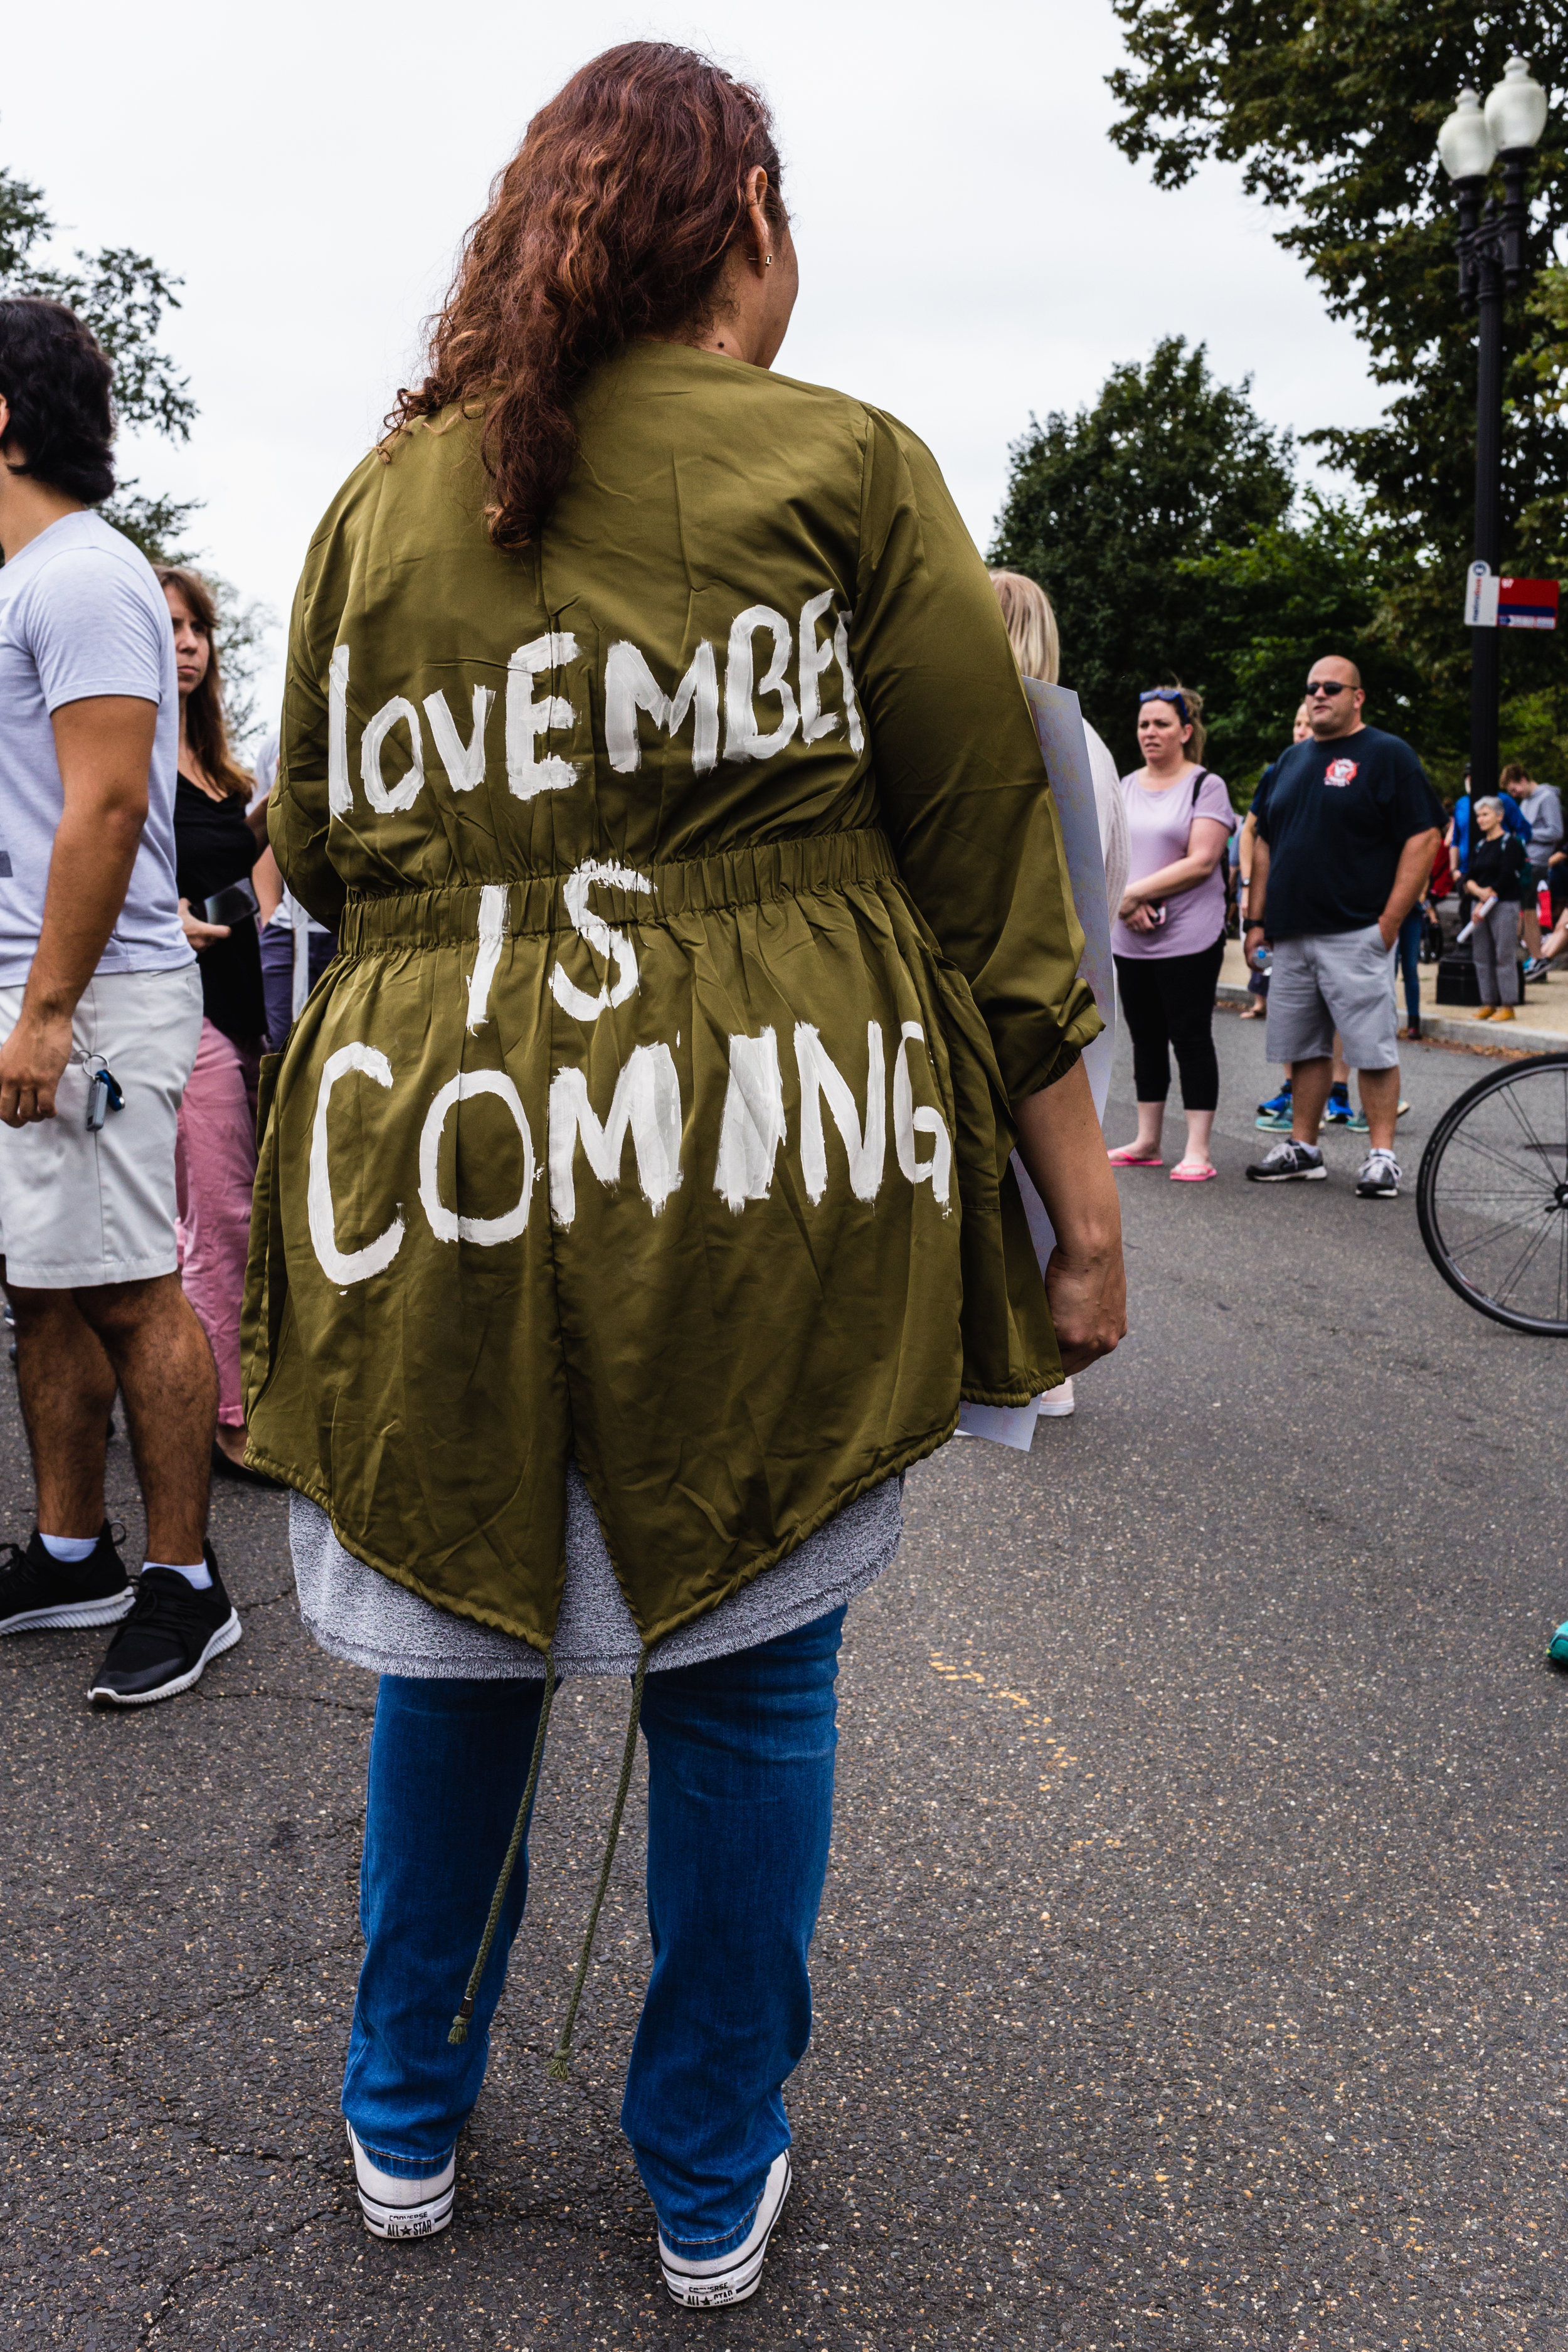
[252,40,1123,2297]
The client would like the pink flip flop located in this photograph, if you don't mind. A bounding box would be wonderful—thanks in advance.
[1169,1162,1217,1183]
[1107,1145,1163,1167]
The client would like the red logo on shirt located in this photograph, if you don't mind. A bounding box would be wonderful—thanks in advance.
[1324,758,1359,787]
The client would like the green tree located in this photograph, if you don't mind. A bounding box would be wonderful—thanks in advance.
[1,162,198,560]
[1105,3,1568,773]
[1177,495,1442,800]
[1,164,273,746]
[988,336,1295,774]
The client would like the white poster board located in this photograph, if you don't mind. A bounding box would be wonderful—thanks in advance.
[957,681,1115,1452]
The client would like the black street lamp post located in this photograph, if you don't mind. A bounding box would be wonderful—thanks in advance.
[1438,59,1549,800]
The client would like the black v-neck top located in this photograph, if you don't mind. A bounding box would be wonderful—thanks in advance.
[172,778,265,1043]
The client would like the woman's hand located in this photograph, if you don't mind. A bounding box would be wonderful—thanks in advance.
[179,896,230,953]
[1044,1241,1126,1375]
[1119,895,1161,933]
[1011,1059,1126,1378]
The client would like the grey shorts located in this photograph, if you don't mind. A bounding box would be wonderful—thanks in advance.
[1265,925,1399,1072]
[0,965,203,1288]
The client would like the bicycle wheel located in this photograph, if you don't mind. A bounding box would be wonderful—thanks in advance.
[1417,1052,1568,1334]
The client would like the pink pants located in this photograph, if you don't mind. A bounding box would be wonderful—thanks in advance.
[174,1019,260,1428]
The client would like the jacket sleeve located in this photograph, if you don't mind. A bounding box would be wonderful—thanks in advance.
[849,410,1101,1103]
[268,504,357,931]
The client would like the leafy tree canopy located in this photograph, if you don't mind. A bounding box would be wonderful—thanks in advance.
[1177,494,1438,800]
[989,336,1300,777]
[0,162,272,746]
[0,162,198,560]
[1104,3,1567,775]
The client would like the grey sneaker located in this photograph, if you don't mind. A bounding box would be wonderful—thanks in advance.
[1245,1140,1326,1184]
[660,2151,792,2308]
[1355,1147,1402,1199]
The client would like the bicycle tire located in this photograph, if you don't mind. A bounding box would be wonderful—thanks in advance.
[1416,1051,1568,1335]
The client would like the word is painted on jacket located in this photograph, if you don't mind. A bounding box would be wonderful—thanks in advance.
[307,883,953,1287]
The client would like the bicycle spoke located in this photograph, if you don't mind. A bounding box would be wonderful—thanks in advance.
[1490,1208,1558,1307]
[1444,1205,1554,1263]
[1436,1186,1554,1202]
[1498,1077,1565,1175]
[1443,1123,1552,1184]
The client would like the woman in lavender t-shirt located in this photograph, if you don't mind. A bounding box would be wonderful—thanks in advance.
[1107,684,1237,1182]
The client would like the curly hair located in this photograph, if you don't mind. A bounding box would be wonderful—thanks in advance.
[386,41,785,550]
[154,566,253,799]
[0,298,115,505]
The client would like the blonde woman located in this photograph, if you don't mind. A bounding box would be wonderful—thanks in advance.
[989,572,1128,918]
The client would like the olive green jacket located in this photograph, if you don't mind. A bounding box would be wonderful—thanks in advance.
[244,340,1100,1653]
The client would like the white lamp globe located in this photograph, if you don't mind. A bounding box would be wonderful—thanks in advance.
[1485,56,1549,154]
[1438,88,1496,180]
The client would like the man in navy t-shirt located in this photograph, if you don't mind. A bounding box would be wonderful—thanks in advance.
[1243,655,1443,1200]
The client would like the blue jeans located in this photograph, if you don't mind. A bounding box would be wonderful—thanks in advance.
[342,1606,844,2260]
[1395,905,1423,1028]
[258,922,336,1051]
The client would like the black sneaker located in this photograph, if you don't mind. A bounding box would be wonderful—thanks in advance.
[1245,1140,1327,1184]
[0,1525,132,1635]
[87,1545,241,1707]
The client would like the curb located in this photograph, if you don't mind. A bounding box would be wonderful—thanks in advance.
[1214,982,1565,1057]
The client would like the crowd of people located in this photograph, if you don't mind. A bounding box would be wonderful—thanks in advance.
[0,33,1558,2316]
[1094,675,1561,1199]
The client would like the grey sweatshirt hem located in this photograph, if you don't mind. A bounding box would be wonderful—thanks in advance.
[291,1462,902,1682]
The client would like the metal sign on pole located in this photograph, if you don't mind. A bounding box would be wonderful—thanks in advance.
[1497,578,1559,631]
[1465,561,1500,627]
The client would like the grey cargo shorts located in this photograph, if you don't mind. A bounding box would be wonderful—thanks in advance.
[1264,924,1398,1071]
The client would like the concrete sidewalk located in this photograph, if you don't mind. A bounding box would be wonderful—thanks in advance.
[1217,935,1568,1054]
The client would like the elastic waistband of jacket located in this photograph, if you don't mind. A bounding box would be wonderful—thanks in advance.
[337,827,901,950]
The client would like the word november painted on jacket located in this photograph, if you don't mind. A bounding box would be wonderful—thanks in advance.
[307,1019,951,1287]
[326,594,864,815]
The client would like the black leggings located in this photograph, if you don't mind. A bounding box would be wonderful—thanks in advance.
[1114,934,1226,1111]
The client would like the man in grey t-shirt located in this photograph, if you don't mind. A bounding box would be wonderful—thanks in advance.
[0,299,241,1706]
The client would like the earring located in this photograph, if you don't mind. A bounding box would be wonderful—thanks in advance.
[764,253,773,266]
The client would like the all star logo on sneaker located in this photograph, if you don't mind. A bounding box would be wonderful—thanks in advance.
[1324,756,1359,787]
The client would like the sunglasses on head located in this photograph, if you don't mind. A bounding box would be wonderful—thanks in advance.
[1306,679,1348,696]
[1139,688,1189,722]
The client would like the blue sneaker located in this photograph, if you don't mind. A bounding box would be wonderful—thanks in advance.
[1345,1099,1409,1135]
[1256,1085,1293,1131]
[1323,1086,1355,1128]
[1550,1621,1568,1665]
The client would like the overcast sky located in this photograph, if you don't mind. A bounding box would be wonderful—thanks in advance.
[6,0,1390,733]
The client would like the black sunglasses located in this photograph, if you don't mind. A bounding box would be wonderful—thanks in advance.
[1306,679,1348,697]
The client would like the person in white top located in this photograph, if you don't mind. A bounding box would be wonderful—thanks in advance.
[988,569,1126,1422]
[0,298,240,1708]
[988,571,1129,920]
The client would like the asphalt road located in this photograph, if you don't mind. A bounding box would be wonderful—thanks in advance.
[4,1009,1566,2350]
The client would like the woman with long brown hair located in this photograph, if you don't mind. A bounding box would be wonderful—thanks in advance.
[157,566,269,1478]
[250,42,1123,2299]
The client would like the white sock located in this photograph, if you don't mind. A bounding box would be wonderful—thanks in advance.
[146,1556,213,1591]
[40,1531,99,1564]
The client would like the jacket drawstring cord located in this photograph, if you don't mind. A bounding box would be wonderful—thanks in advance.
[448,1646,558,2047]
[546,1647,649,2080]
